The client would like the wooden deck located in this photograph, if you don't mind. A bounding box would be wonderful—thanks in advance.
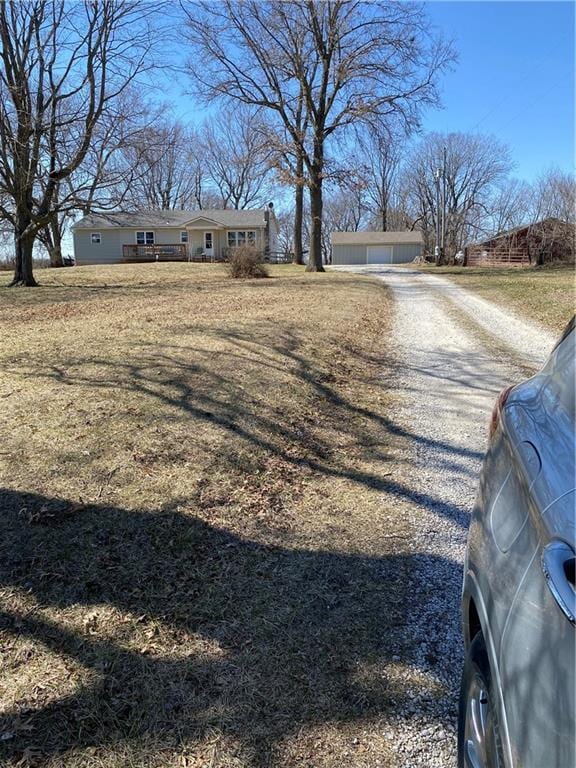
[122,244,187,262]
[121,245,293,264]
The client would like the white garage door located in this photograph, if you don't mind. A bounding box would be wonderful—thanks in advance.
[366,245,393,264]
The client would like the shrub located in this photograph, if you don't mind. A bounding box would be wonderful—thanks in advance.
[226,246,269,279]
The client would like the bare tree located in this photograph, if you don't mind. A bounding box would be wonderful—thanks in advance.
[0,0,160,285]
[519,169,576,265]
[531,168,576,225]
[321,185,370,263]
[486,177,532,237]
[121,111,276,214]
[37,207,70,268]
[323,184,369,232]
[199,108,275,209]
[275,207,297,260]
[266,117,309,265]
[34,91,162,266]
[406,132,512,260]
[352,124,409,232]
[121,121,201,211]
[183,0,452,272]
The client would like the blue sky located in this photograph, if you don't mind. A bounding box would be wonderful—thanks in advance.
[424,1,575,181]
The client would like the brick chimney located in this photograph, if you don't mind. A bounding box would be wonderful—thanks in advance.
[264,202,274,257]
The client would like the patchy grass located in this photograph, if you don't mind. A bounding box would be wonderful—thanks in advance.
[0,264,438,768]
[414,263,574,334]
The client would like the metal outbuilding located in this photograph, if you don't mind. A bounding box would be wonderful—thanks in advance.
[331,230,423,265]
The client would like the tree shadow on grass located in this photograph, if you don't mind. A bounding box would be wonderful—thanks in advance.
[9,324,486,532]
[0,304,485,763]
[0,488,462,766]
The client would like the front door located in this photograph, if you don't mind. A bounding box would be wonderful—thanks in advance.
[204,232,214,259]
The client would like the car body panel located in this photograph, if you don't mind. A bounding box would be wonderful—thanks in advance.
[461,318,575,767]
[542,489,576,546]
[462,571,516,767]
[499,540,574,767]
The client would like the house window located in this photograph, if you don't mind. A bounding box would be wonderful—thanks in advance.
[136,231,155,245]
[90,232,101,244]
[180,231,188,243]
[227,230,257,248]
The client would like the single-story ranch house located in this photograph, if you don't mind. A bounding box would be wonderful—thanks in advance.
[331,230,423,265]
[72,205,279,265]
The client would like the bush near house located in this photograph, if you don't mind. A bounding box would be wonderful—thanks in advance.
[226,245,269,278]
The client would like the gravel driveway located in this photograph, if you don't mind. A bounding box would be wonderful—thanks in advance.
[333,266,557,767]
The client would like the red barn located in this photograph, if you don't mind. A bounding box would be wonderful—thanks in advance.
[467,218,575,267]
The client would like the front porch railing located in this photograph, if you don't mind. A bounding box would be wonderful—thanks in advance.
[188,248,267,263]
[122,244,187,262]
[121,244,293,264]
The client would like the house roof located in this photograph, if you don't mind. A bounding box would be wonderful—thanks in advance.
[469,217,574,248]
[331,230,423,246]
[73,209,271,230]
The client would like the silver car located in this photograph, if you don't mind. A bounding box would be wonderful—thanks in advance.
[459,316,575,768]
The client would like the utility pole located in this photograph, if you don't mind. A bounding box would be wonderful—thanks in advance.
[435,167,442,265]
[441,145,447,256]
[434,146,448,265]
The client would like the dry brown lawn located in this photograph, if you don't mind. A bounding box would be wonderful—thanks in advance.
[416,263,574,334]
[0,264,439,768]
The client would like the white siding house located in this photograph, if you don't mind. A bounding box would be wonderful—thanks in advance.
[72,206,279,265]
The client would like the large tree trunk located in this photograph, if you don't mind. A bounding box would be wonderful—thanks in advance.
[306,177,324,272]
[44,218,64,268]
[306,138,324,272]
[49,242,63,268]
[293,160,304,265]
[10,219,37,286]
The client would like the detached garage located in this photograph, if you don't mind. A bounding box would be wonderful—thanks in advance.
[331,230,423,265]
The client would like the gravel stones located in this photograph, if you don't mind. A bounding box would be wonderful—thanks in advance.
[338,266,554,767]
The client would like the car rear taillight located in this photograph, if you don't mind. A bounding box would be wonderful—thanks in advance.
[488,385,514,440]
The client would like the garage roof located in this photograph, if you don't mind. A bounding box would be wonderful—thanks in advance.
[331,230,423,245]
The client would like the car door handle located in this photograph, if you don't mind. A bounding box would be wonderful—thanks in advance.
[542,540,576,626]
